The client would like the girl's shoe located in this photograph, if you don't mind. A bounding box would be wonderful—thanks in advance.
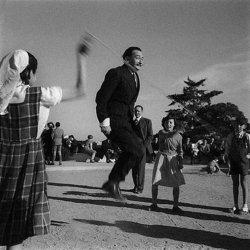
[148,204,159,211]
[228,206,240,214]
[239,207,249,215]
[172,206,184,215]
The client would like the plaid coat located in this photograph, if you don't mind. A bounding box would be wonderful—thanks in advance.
[0,87,50,246]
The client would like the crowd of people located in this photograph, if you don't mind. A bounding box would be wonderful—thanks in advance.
[182,136,226,165]
[41,123,122,165]
[41,121,228,168]
[0,36,249,250]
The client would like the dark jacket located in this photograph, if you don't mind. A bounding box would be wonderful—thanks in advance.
[134,117,153,154]
[96,64,140,124]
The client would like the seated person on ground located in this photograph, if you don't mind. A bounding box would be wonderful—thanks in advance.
[98,139,120,163]
[65,135,78,154]
[82,135,96,163]
[206,157,220,174]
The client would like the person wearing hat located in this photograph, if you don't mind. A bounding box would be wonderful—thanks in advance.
[0,35,92,249]
[225,117,250,215]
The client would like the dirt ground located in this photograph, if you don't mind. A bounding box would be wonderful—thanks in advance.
[16,162,250,249]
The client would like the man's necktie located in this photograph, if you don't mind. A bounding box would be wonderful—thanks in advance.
[134,118,139,125]
[133,72,138,88]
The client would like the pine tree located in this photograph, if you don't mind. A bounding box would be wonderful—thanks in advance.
[166,77,223,140]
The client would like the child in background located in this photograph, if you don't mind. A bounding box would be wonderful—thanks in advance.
[206,156,220,174]
[225,118,250,215]
[148,115,185,214]
[52,121,64,165]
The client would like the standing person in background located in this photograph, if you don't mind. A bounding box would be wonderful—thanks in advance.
[132,105,153,194]
[151,134,159,162]
[0,35,92,250]
[52,122,64,165]
[182,137,192,162]
[41,122,54,165]
[225,118,250,215]
[96,46,144,202]
[149,115,185,214]
[209,137,217,159]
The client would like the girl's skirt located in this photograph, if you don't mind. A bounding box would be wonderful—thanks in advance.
[0,138,50,246]
[152,152,185,187]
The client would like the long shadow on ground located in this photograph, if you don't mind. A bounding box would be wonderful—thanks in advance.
[49,182,228,212]
[48,182,101,190]
[48,195,250,225]
[62,189,229,213]
[51,220,69,226]
[73,219,250,250]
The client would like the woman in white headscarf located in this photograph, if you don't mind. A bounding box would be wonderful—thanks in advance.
[0,35,92,250]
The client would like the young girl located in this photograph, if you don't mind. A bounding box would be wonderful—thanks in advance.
[0,35,92,250]
[225,118,250,215]
[149,115,185,214]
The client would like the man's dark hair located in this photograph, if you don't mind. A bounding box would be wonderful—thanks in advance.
[20,52,38,85]
[135,105,143,111]
[55,122,60,127]
[122,47,141,60]
[235,117,248,126]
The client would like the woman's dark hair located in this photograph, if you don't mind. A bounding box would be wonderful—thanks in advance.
[122,47,141,60]
[161,115,176,129]
[88,135,93,139]
[47,122,54,128]
[20,52,37,85]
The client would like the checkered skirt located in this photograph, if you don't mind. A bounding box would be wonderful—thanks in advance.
[0,138,50,245]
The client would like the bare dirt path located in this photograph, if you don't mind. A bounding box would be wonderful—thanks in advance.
[19,162,250,249]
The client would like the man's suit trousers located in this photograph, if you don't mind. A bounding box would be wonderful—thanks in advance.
[132,146,146,191]
[107,117,144,183]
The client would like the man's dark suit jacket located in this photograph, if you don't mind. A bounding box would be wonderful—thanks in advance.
[134,117,153,155]
[96,64,140,124]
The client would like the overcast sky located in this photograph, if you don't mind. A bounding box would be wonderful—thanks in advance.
[0,0,249,141]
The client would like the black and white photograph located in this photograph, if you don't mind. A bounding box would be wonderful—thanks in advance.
[0,0,249,249]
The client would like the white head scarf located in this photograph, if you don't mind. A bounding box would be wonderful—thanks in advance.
[0,49,29,115]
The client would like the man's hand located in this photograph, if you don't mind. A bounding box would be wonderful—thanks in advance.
[101,125,111,135]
